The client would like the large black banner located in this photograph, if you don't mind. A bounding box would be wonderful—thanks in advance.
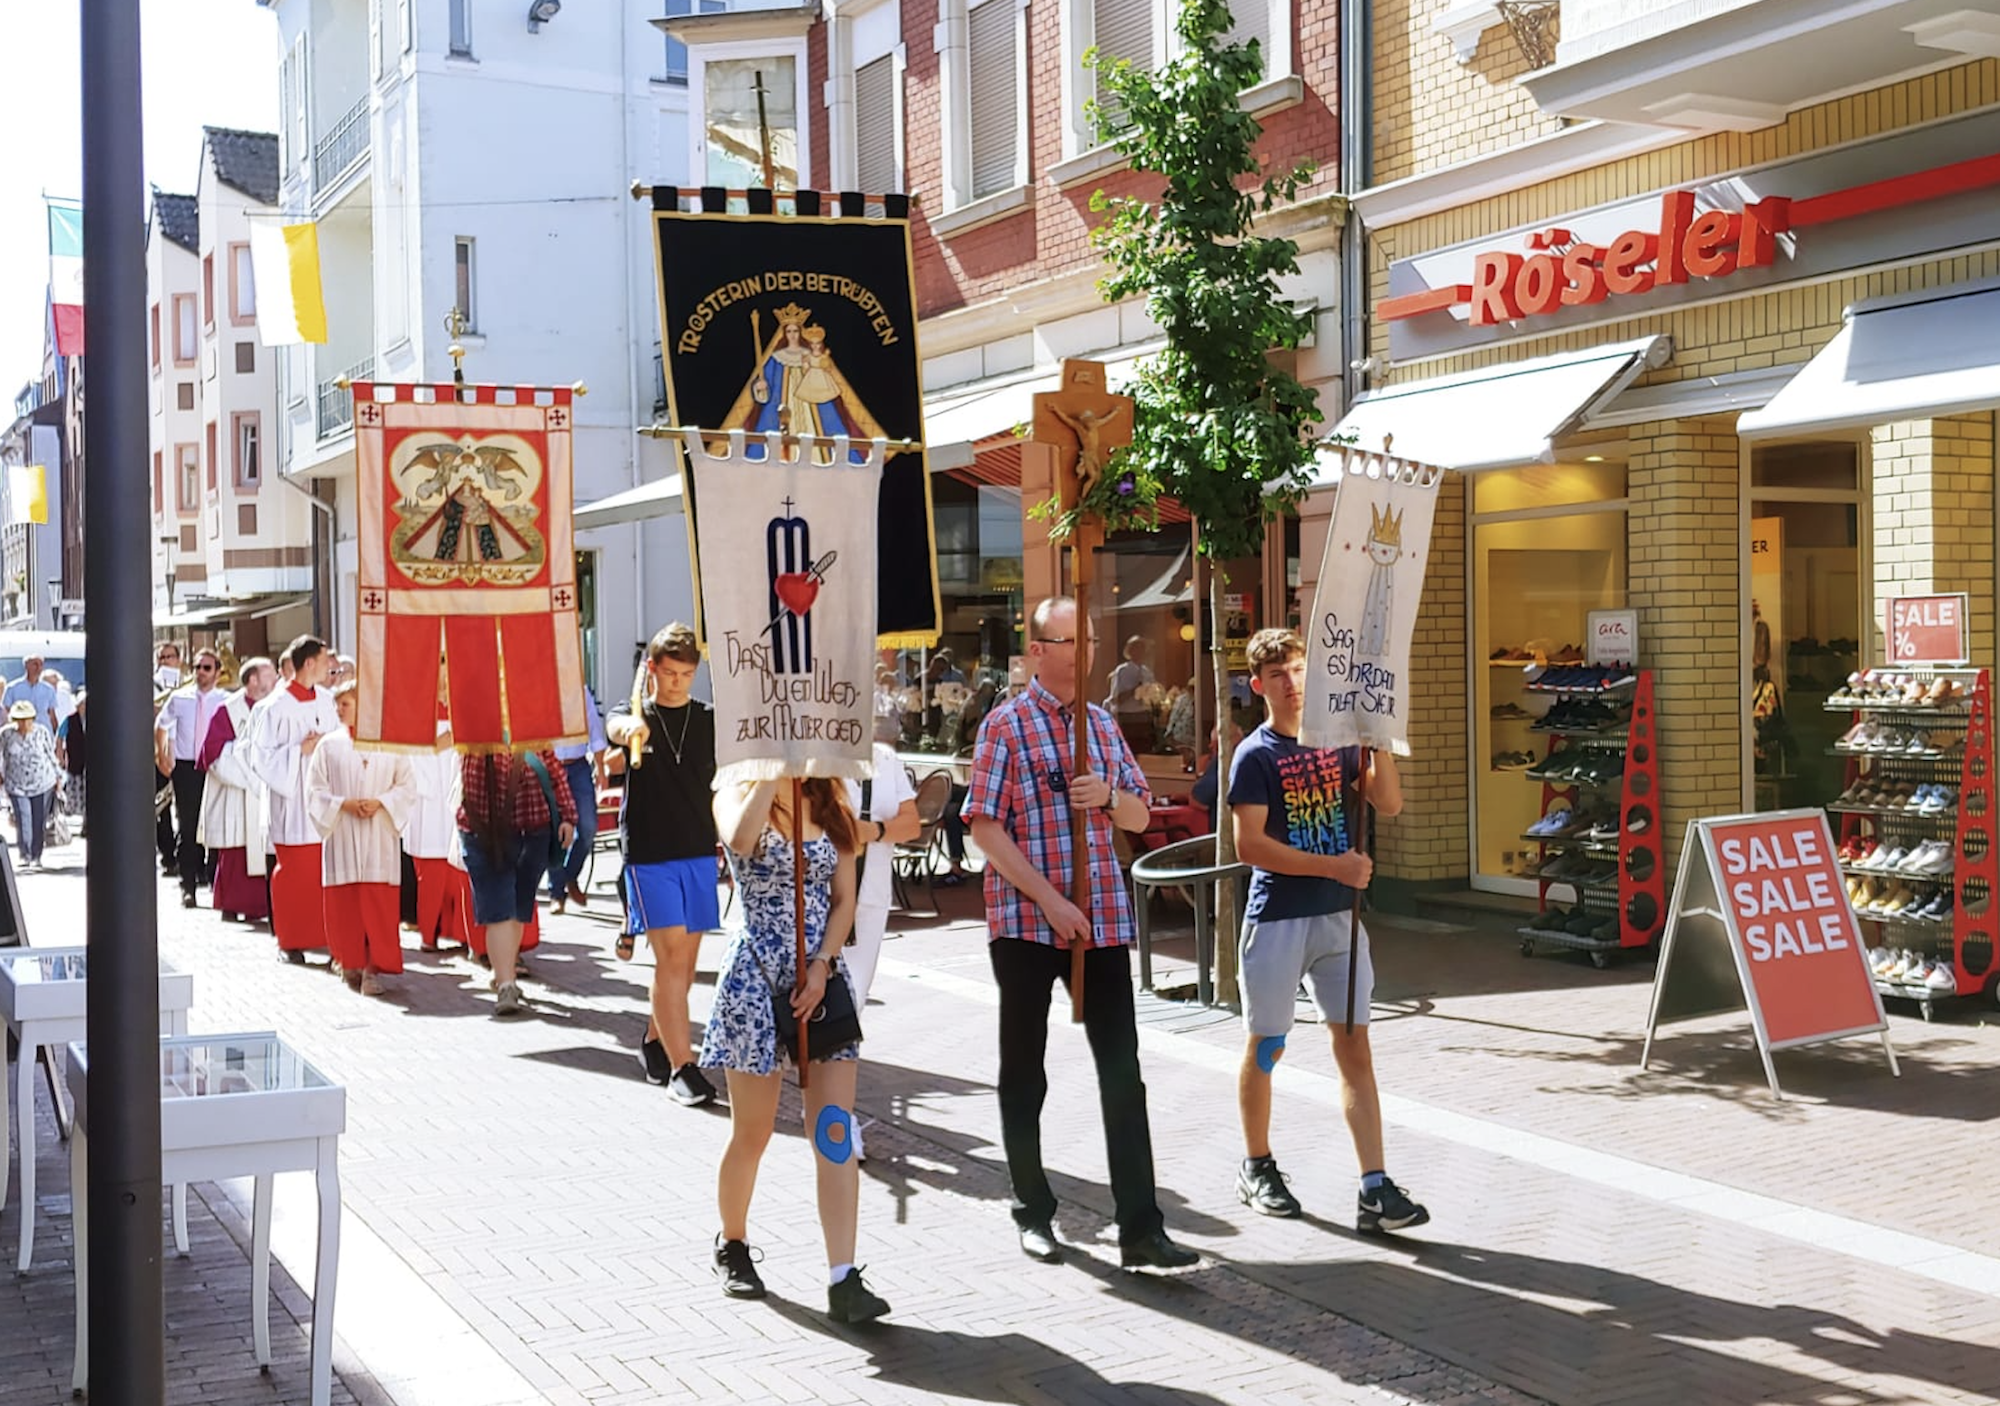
[652,204,940,648]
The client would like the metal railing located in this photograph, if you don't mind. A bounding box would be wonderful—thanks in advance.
[312,97,370,195]
[316,356,375,440]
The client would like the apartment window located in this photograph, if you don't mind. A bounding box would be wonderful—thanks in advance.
[239,504,259,535]
[453,237,478,331]
[964,0,1023,202]
[236,342,256,374]
[229,243,255,324]
[176,383,195,411]
[290,36,308,166]
[206,421,219,491]
[854,54,898,195]
[174,295,197,363]
[150,304,161,370]
[202,254,215,328]
[1220,0,1273,81]
[660,0,727,84]
[449,0,473,56]
[1089,0,1155,136]
[176,444,198,513]
[234,413,262,489]
[153,451,164,514]
[1064,0,1285,156]
[699,55,802,189]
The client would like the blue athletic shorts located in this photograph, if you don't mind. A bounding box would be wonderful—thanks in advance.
[625,856,722,936]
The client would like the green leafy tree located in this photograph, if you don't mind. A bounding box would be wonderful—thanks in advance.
[1083,0,1324,1003]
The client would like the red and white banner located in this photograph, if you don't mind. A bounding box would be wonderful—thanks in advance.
[353,382,586,751]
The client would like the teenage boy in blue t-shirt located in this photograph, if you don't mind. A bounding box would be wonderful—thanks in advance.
[1227,627,1429,1234]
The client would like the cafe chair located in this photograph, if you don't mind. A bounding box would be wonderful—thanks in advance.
[892,770,956,914]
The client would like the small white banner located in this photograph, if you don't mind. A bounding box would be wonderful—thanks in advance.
[688,429,882,784]
[1300,450,1442,757]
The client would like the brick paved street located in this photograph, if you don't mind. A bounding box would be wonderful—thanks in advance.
[5,843,2000,1406]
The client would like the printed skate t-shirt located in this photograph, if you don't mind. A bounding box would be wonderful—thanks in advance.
[1228,723,1362,923]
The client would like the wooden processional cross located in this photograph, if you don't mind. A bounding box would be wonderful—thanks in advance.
[1028,359,1135,1022]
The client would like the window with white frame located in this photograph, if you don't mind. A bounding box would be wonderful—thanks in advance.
[853,54,898,195]
[453,237,477,331]
[290,35,308,165]
[1064,0,1287,157]
[697,54,802,189]
[968,1,1019,198]
[661,0,728,84]
[176,443,199,513]
[829,0,902,195]
[1219,0,1274,81]
[234,413,262,489]
[1088,0,1156,136]
[449,0,473,56]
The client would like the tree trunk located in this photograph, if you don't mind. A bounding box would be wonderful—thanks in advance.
[1210,573,1241,1008]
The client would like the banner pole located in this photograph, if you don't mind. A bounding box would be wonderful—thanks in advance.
[1069,542,1092,1024]
[1345,754,1371,1036]
[793,776,810,1086]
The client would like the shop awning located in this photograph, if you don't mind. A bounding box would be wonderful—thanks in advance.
[1320,335,1671,476]
[1737,279,2000,439]
[574,474,684,531]
[922,347,1158,467]
[151,593,315,629]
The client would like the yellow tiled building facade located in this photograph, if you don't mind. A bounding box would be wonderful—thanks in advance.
[1337,19,2000,898]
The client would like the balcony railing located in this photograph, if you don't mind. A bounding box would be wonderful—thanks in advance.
[312,97,370,195]
[316,356,375,440]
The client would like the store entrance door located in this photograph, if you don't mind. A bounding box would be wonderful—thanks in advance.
[1746,442,1865,812]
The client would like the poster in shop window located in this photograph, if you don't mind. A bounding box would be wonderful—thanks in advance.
[1300,450,1443,757]
[650,201,940,649]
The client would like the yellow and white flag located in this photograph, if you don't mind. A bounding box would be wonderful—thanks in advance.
[248,221,328,346]
[7,465,48,527]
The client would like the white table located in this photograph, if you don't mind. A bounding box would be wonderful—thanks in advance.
[69,1031,346,1406]
[0,946,194,1270]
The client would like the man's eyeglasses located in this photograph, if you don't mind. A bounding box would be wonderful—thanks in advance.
[1034,636,1097,646]
[195,663,218,672]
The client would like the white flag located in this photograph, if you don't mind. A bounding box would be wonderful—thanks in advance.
[1300,451,1442,757]
[688,430,882,784]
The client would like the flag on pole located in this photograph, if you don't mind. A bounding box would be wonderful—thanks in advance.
[7,466,48,527]
[248,220,328,346]
[47,201,85,357]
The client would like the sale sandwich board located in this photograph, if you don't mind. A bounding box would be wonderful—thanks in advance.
[1642,810,1897,1099]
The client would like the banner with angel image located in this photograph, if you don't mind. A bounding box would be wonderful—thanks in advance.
[685,429,881,784]
[1300,450,1444,757]
[353,381,587,751]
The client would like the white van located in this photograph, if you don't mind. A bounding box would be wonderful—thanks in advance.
[0,631,89,690]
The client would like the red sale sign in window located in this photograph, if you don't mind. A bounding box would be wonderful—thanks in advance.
[1711,814,1881,1047]
[1887,593,1970,666]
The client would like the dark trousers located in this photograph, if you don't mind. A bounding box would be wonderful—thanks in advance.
[988,938,1163,1244]
[170,761,207,895]
[155,772,177,867]
[400,847,419,926]
[943,784,969,864]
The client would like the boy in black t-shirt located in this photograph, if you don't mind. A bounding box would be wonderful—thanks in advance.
[608,623,721,1105]
[1227,627,1428,1235]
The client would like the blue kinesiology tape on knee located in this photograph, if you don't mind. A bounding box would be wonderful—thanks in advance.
[1256,1033,1287,1073]
[814,1104,854,1165]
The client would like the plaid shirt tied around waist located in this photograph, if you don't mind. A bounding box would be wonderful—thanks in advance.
[962,679,1149,948]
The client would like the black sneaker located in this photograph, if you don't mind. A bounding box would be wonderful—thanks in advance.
[1357,1177,1430,1236]
[1235,1156,1302,1218]
[668,1063,717,1107]
[827,1266,890,1324]
[713,1236,766,1299]
[640,1037,672,1086]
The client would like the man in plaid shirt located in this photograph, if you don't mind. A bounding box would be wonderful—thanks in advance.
[963,596,1199,1272]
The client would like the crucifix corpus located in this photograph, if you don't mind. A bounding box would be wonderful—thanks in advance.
[1030,359,1134,1022]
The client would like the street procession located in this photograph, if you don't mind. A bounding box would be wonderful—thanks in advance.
[5,1,2000,1403]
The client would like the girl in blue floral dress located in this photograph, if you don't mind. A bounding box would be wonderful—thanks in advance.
[703,776,889,1324]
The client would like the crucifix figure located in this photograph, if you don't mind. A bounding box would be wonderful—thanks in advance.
[1049,402,1128,499]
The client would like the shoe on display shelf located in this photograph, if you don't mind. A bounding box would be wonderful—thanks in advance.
[1528,908,1571,932]
[1926,963,1958,993]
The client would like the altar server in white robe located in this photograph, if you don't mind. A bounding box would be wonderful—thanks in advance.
[253,636,340,958]
[307,681,418,996]
[406,715,470,951]
[197,657,276,922]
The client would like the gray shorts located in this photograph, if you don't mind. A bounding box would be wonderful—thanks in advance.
[1240,910,1372,1037]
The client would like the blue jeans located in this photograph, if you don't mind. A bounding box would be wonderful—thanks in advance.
[11,789,49,863]
[547,759,597,898]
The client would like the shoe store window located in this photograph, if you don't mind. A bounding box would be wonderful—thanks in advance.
[1746,441,1864,813]
[1471,459,1628,892]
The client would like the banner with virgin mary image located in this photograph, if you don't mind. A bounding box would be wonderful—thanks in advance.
[685,428,880,784]
[1300,449,1443,758]
[353,381,587,751]
[650,195,940,647]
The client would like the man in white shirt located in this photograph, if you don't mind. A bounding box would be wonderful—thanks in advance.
[156,647,228,909]
[252,635,339,960]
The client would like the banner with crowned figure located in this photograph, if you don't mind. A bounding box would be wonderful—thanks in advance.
[1300,450,1444,757]
[649,193,939,647]
[686,428,880,784]
[353,381,587,751]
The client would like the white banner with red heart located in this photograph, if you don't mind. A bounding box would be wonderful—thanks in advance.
[687,429,883,784]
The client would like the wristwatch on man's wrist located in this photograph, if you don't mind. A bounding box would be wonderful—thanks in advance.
[1102,786,1119,813]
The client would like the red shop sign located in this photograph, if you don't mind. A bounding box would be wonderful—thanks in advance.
[1886,593,1970,666]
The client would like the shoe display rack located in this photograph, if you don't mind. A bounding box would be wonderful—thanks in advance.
[1516,667,1666,968]
[1827,666,1998,1020]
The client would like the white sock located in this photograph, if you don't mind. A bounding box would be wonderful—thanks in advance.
[829,1262,854,1286]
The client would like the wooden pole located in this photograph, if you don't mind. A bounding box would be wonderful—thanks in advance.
[792,776,811,1084]
[1069,544,1093,1024]
[1345,754,1371,1036]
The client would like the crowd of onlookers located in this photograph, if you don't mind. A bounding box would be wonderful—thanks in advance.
[0,652,84,871]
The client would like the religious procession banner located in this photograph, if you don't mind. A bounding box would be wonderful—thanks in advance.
[1300,450,1444,757]
[649,192,939,647]
[686,428,879,784]
[353,381,587,751]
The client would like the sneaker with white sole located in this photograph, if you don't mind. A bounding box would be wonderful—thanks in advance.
[1357,1177,1430,1236]
[493,981,525,1016]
